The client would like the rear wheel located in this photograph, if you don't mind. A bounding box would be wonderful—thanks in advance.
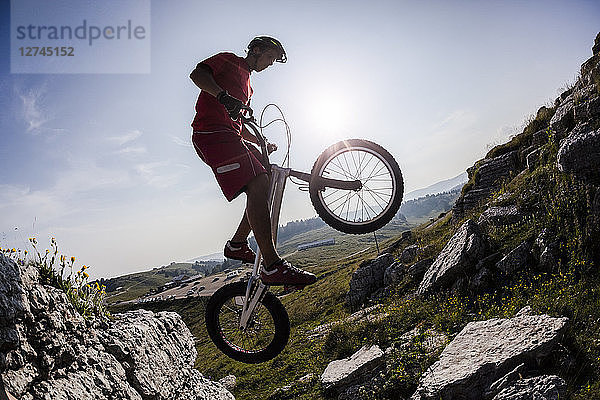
[205,281,289,363]
[309,139,403,234]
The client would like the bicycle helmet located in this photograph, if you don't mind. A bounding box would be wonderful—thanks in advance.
[248,36,287,63]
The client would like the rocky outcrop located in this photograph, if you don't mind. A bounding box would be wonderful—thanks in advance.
[346,253,395,309]
[411,313,568,400]
[492,375,566,400]
[383,258,431,287]
[321,345,384,394]
[495,240,533,274]
[0,254,234,400]
[453,151,521,220]
[557,126,600,184]
[417,219,487,294]
[477,205,523,228]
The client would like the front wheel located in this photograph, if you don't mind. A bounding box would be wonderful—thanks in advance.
[309,139,404,234]
[205,281,290,363]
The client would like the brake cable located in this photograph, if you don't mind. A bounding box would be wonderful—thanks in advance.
[256,104,308,190]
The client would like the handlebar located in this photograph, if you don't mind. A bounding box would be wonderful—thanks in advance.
[239,106,270,168]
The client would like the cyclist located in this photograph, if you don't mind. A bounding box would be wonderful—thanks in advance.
[190,36,316,287]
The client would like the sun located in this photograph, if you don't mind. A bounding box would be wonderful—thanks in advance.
[307,93,352,138]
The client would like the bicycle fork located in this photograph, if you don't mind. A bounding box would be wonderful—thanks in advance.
[239,165,290,330]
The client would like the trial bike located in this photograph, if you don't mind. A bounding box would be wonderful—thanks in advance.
[205,106,404,363]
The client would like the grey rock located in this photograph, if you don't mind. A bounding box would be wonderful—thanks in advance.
[321,345,384,393]
[308,305,386,340]
[526,147,542,171]
[0,255,234,400]
[478,205,523,228]
[515,306,533,317]
[392,327,448,355]
[557,126,600,184]
[549,94,575,138]
[593,32,600,55]
[532,229,560,271]
[400,245,420,264]
[531,129,550,147]
[418,220,487,295]
[410,314,568,400]
[384,262,406,287]
[495,241,533,274]
[470,267,493,292]
[219,375,236,391]
[492,375,566,400]
[347,253,395,309]
[453,151,521,221]
[408,258,433,279]
[485,363,527,397]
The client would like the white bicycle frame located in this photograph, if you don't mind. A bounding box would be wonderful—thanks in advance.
[236,113,361,330]
[239,164,289,329]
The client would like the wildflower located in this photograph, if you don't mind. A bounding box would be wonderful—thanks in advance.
[82,265,88,270]
[77,270,81,274]
[83,272,89,278]
[71,256,75,263]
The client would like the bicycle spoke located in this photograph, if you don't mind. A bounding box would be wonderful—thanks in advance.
[322,188,342,200]
[364,163,388,183]
[356,190,380,217]
[363,184,388,207]
[326,161,354,179]
[326,191,354,210]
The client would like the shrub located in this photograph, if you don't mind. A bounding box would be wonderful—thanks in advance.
[1,238,110,320]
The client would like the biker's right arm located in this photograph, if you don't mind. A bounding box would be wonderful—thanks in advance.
[190,63,222,97]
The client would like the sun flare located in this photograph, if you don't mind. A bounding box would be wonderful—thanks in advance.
[307,94,352,138]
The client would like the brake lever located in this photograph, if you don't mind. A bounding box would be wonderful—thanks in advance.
[239,105,255,123]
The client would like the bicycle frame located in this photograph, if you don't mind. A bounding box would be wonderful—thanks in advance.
[238,114,361,330]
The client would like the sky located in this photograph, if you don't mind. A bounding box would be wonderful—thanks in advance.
[1,0,599,279]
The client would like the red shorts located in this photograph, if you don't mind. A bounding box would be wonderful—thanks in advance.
[192,131,268,201]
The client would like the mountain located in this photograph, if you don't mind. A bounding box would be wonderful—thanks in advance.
[397,188,461,223]
[188,252,225,263]
[403,172,468,201]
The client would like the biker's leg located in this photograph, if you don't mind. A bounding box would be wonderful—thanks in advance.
[230,168,270,242]
[245,173,280,267]
[231,211,251,243]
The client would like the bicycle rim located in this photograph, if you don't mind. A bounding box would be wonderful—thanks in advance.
[218,295,277,354]
[317,145,397,228]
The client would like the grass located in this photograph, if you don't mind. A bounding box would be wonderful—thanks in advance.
[1,237,110,321]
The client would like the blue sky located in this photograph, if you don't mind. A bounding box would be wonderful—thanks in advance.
[1,0,599,279]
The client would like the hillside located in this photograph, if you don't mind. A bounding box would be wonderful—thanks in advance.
[113,33,600,400]
[103,189,459,305]
[6,32,598,400]
[397,188,461,224]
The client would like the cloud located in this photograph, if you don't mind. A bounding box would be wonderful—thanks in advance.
[15,84,50,133]
[115,146,147,155]
[107,129,143,146]
[430,109,477,132]
[134,161,182,188]
[171,135,192,148]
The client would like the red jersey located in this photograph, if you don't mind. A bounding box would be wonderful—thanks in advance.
[191,52,253,133]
